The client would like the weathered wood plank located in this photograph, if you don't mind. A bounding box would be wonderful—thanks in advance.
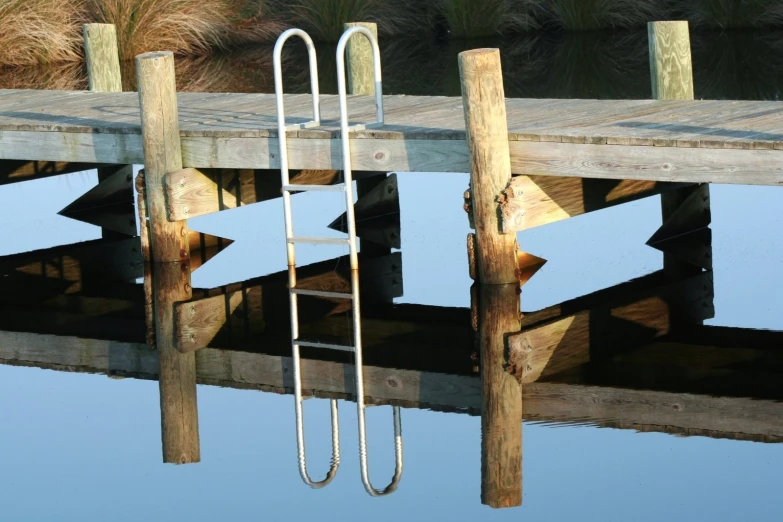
[165,167,341,220]
[500,176,692,232]
[510,271,714,383]
[2,330,783,443]
[0,160,107,184]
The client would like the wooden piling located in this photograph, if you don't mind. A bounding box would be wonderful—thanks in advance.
[344,22,392,260]
[136,51,200,464]
[459,49,518,285]
[648,21,711,280]
[83,24,122,93]
[344,22,378,96]
[476,283,523,508]
[83,24,133,240]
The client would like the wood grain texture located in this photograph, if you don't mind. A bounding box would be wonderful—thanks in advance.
[83,24,122,93]
[648,21,693,101]
[459,49,517,284]
[477,284,522,508]
[501,177,691,232]
[165,167,341,220]
[344,22,377,96]
[136,51,199,464]
[3,330,783,442]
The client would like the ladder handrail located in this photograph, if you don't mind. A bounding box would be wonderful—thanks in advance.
[274,29,340,490]
[336,28,403,498]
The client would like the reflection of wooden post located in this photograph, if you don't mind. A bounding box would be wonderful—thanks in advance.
[477,283,523,508]
[649,21,711,280]
[344,22,390,259]
[83,23,133,240]
[136,51,200,464]
[459,49,517,284]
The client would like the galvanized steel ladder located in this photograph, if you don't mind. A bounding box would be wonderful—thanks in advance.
[273,27,403,496]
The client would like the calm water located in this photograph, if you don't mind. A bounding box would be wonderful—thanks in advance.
[0,29,782,520]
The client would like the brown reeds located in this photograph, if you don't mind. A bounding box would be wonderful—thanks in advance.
[0,0,86,66]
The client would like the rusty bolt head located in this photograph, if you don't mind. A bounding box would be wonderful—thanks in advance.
[180,248,188,258]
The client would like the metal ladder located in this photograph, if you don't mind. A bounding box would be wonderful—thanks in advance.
[273,27,403,497]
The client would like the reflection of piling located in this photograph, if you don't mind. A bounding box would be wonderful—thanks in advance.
[136,51,200,464]
[649,21,712,283]
[459,49,517,284]
[476,283,523,508]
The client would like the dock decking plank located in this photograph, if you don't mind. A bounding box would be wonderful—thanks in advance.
[2,90,782,185]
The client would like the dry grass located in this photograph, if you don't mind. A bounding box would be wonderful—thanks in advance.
[0,62,87,89]
[89,0,236,60]
[0,0,86,66]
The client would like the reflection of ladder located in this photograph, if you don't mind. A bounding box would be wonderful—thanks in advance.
[273,27,403,496]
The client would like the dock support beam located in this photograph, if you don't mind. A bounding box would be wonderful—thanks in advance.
[476,283,523,508]
[649,21,712,282]
[136,51,200,464]
[459,49,518,285]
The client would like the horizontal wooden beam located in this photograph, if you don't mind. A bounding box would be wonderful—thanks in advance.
[5,132,781,186]
[2,330,782,443]
[510,271,714,383]
[165,167,344,221]
[176,253,403,352]
[500,176,691,232]
[0,160,108,184]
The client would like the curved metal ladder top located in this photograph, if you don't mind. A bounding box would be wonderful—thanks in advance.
[273,28,340,490]
[336,26,404,497]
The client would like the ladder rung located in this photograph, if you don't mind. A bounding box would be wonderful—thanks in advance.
[283,184,346,193]
[288,236,350,245]
[291,288,353,299]
[294,338,355,352]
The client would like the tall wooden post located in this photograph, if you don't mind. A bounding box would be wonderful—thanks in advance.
[476,283,523,508]
[83,23,133,240]
[344,22,391,259]
[83,24,122,93]
[136,51,200,464]
[649,21,712,281]
[459,49,518,285]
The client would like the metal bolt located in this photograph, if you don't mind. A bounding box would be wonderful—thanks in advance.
[190,306,196,316]
[181,227,188,237]
[190,333,196,343]
[525,364,532,372]
[184,283,191,292]
[183,206,189,215]
[179,178,185,187]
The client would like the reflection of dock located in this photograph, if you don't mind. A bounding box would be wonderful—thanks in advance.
[2,323,782,444]
[1,19,781,509]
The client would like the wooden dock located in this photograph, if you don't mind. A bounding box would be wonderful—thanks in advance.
[0,20,781,509]
[2,90,783,185]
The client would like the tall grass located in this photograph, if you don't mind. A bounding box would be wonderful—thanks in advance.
[546,0,666,31]
[0,0,85,65]
[438,0,543,38]
[677,0,783,29]
[268,0,431,42]
[88,0,239,60]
